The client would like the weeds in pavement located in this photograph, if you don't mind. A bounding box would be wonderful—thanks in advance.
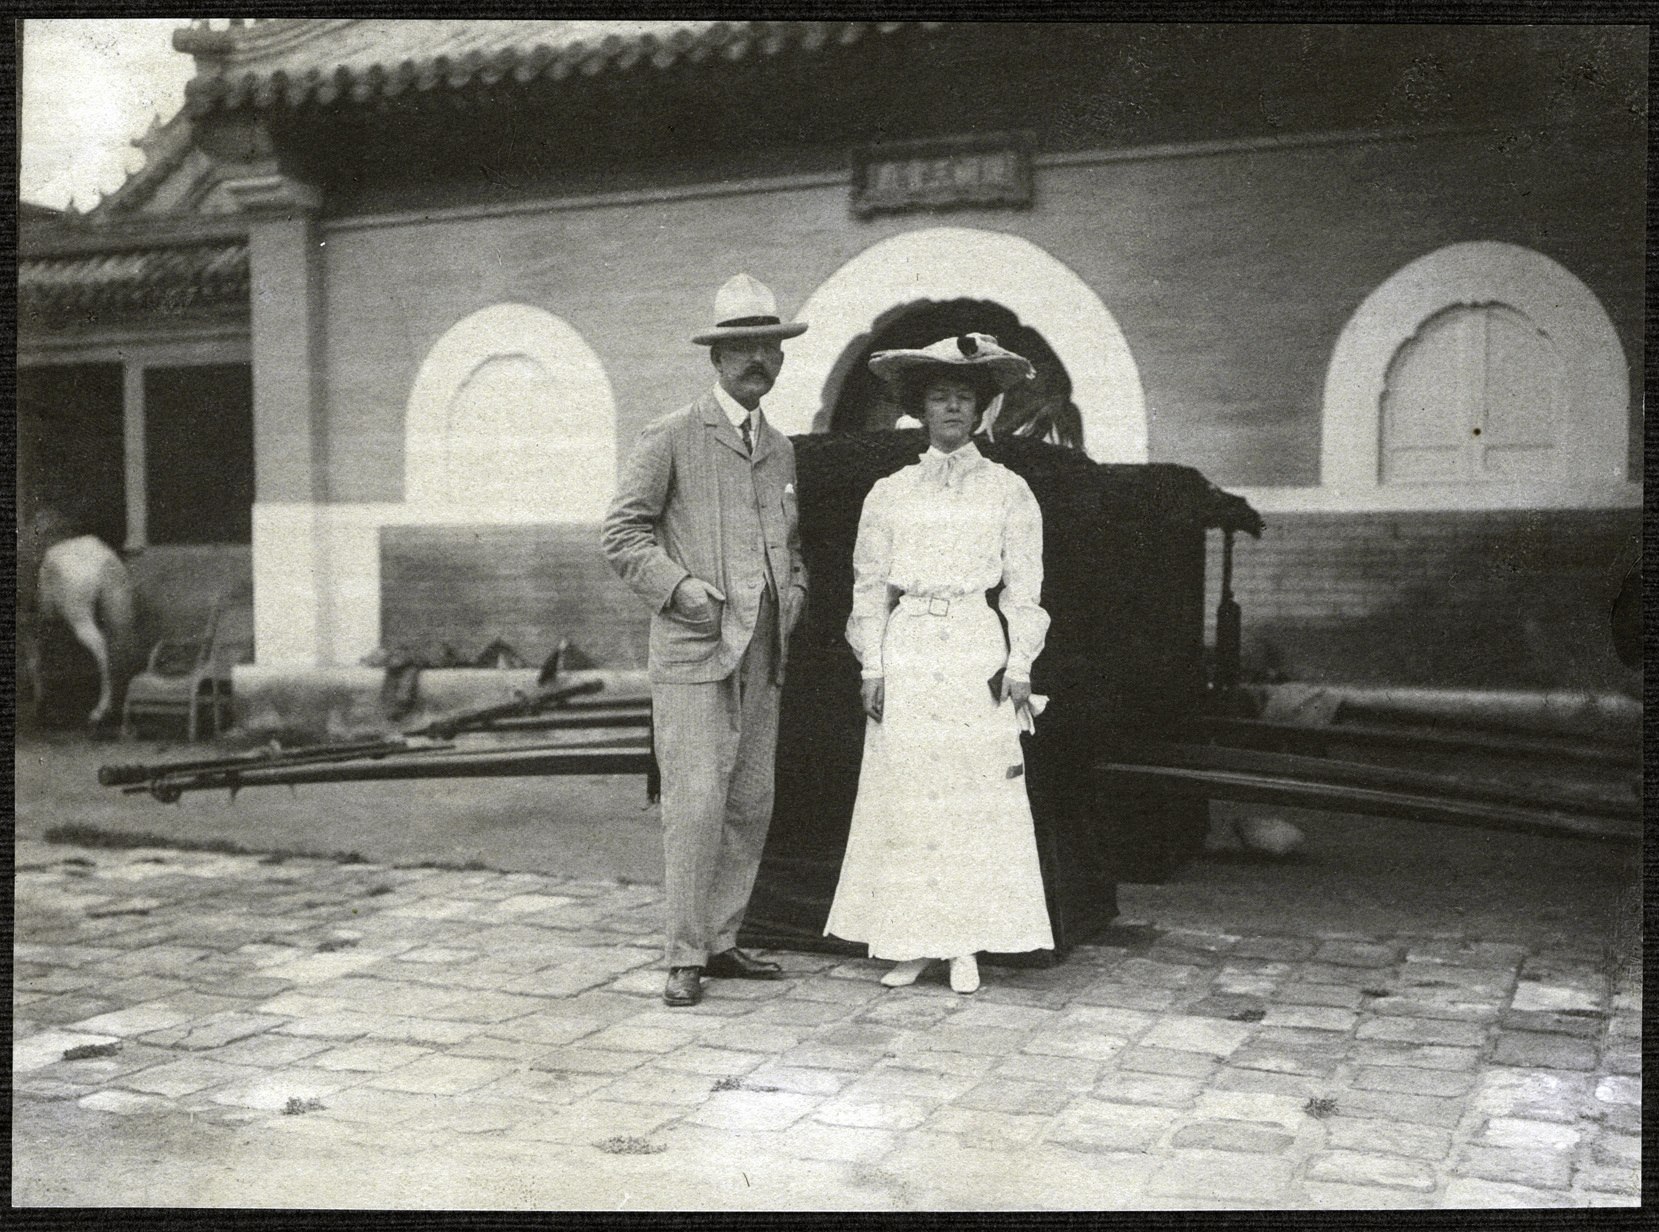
[62,1042,122,1061]
[47,824,254,855]
[365,885,394,897]
[401,858,497,873]
[282,1097,326,1115]
[1360,988,1391,999]
[594,1136,666,1155]
[1227,1008,1266,1022]
[1304,1096,1339,1119]
[316,938,359,953]
[711,1077,781,1094]
[44,823,371,867]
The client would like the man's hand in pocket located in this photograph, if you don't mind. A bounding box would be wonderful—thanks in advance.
[671,577,725,623]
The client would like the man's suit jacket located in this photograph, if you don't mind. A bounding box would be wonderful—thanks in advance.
[602,391,808,685]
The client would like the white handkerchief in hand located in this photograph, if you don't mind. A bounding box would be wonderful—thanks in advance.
[1016,694,1049,735]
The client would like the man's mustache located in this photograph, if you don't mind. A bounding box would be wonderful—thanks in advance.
[742,365,772,379]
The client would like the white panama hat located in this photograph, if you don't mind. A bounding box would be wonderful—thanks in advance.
[691,273,809,346]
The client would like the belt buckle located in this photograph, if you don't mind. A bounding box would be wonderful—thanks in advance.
[928,597,951,617]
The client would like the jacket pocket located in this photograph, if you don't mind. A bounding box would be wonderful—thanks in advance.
[652,604,722,664]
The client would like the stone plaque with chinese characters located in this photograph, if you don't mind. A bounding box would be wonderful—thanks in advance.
[851,134,1033,218]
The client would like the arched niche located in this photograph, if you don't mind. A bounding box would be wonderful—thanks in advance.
[824,298,1085,449]
[769,227,1147,463]
[1321,242,1629,506]
[405,304,617,519]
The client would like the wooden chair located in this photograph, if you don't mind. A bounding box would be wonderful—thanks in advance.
[122,594,254,741]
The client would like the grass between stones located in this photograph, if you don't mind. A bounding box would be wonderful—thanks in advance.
[43,822,368,865]
[594,1135,667,1155]
[41,823,543,877]
[62,1042,122,1061]
[711,1076,782,1094]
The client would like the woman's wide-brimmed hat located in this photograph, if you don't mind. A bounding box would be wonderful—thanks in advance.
[867,332,1035,392]
[691,273,809,346]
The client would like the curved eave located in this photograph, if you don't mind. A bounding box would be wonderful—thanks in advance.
[182,20,922,118]
[20,244,250,320]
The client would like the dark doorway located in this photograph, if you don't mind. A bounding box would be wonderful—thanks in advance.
[17,363,127,548]
[144,364,256,545]
[825,299,1083,450]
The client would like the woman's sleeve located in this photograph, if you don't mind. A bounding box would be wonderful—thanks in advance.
[998,477,1051,682]
[845,481,895,678]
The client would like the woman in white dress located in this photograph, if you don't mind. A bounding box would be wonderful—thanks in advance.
[824,333,1056,994]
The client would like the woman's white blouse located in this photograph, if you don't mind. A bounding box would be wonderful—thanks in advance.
[846,442,1050,682]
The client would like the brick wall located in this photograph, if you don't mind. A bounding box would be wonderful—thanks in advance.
[370,510,1640,691]
[380,523,648,669]
[1205,509,1641,690]
[127,545,253,643]
[317,125,1641,502]
[327,126,1640,690]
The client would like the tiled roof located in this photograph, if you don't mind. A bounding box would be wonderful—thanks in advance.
[20,242,249,318]
[93,110,199,218]
[178,19,922,114]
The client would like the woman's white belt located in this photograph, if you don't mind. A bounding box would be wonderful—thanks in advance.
[895,593,982,616]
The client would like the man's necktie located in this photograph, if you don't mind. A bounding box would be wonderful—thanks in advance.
[739,416,753,455]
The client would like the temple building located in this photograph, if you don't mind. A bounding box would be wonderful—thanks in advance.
[20,20,1643,692]
[19,111,253,637]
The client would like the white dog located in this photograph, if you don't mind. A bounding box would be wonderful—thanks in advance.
[31,532,136,726]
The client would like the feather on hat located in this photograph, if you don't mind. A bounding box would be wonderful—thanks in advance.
[866,332,1034,392]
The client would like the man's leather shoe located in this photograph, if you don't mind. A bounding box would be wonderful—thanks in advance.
[703,948,782,980]
[664,966,703,1006]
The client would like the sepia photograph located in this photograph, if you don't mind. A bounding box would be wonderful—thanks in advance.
[14,16,1644,1211]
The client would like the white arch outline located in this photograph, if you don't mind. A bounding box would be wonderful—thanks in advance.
[405,303,618,519]
[770,227,1147,462]
[1321,241,1629,507]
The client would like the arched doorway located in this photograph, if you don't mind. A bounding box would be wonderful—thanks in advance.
[1319,241,1629,508]
[825,298,1082,449]
[769,226,1146,462]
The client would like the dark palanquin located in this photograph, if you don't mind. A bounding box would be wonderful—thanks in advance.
[742,431,1237,960]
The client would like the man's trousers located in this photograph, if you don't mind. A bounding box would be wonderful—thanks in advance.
[651,590,780,968]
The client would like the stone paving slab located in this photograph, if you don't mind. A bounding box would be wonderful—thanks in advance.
[12,839,1641,1211]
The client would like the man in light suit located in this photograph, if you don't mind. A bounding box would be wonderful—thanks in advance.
[602,274,809,1007]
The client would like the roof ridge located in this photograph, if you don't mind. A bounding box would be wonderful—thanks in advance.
[90,107,197,220]
[175,18,356,69]
[181,19,919,117]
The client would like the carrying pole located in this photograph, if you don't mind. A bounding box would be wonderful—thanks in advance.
[1213,528,1242,694]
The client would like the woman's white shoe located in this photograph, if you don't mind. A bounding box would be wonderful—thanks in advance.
[949,955,980,994]
[880,958,932,988]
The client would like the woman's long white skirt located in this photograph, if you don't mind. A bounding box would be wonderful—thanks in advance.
[824,596,1055,960]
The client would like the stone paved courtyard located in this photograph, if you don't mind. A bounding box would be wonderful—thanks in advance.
[13,834,1641,1209]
